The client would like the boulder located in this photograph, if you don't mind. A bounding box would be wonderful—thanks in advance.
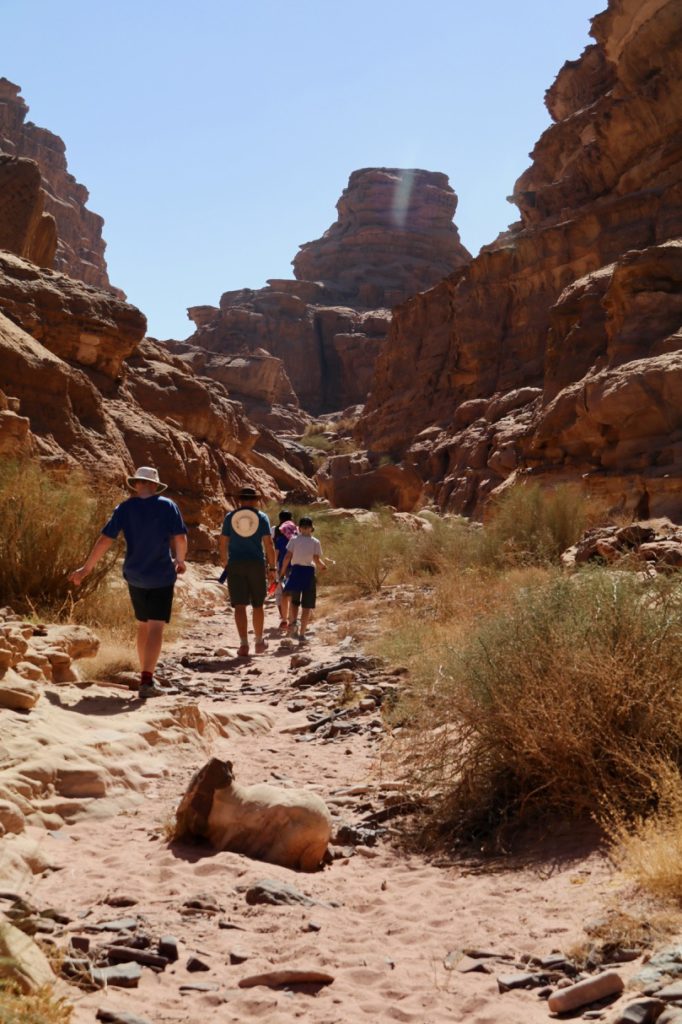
[0,918,55,993]
[174,757,332,871]
[0,669,41,710]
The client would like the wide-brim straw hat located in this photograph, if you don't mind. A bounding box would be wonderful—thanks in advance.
[234,485,260,501]
[127,466,168,493]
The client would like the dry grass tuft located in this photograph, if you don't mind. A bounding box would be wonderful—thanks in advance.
[609,764,682,903]
[0,983,71,1024]
[0,458,122,619]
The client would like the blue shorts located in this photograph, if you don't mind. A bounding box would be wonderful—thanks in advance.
[284,565,316,609]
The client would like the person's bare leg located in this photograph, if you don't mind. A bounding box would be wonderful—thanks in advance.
[300,607,312,637]
[136,621,148,669]
[253,606,267,652]
[142,620,165,673]
[252,605,265,639]
[280,593,291,627]
[234,605,248,651]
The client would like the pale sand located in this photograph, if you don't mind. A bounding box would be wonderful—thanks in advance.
[18,583,622,1024]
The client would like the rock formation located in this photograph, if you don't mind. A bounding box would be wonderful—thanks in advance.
[184,168,470,414]
[357,0,682,519]
[293,168,470,308]
[0,78,117,293]
[0,97,316,552]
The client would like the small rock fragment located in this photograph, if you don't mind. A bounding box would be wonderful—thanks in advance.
[238,968,334,989]
[186,956,211,973]
[158,935,179,962]
[229,949,249,965]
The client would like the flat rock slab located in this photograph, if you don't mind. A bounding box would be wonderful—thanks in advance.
[657,981,682,1001]
[91,962,142,989]
[243,879,319,908]
[498,971,550,992]
[611,998,666,1023]
[96,1010,152,1024]
[90,917,139,933]
[238,968,335,989]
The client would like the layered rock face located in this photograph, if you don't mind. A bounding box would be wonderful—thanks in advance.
[185,168,469,414]
[293,168,470,308]
[358,0,682,519]
[0,111,315,553]
[0,79,117,294]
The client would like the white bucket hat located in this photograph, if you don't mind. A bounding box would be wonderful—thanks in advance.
[126,466,168,493]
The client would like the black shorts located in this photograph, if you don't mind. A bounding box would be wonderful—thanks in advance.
[227,560,267,608]
[291,576,317,610]
[128,584,175,623]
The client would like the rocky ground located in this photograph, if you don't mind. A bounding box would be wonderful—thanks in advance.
[2,574,682,1023]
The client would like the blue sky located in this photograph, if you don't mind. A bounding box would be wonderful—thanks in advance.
[2,0,598,339]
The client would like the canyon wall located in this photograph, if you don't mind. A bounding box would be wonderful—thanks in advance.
[0,78,118,294]
[356,0,682,519]
[0,140,315,554]
[185,168,470,414]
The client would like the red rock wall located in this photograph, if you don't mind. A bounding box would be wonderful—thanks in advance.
[186,168,470,414]
[0,79,118,295]
[359,0,682,519]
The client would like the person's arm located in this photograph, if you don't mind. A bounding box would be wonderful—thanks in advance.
[172,533,188,574]
[263,534,277,577]
[314,554,327,571]
[219,533,230,567]
[281,551,292,576]
[69,535,114,587]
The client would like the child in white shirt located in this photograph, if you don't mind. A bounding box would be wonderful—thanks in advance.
[280,516,327,641]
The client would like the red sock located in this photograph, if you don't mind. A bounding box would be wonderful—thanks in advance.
[140,671,153,685]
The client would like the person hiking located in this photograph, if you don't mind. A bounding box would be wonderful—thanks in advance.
[219,485,277,657]
[280,515,327,642]
[272,509,298,629]
[69,466,188,699]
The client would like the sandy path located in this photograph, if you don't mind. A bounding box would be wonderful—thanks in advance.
[27,592,616,1024]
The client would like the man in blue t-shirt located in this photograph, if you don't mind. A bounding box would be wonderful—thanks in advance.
[219,485,277,657]
[69,466,188,699]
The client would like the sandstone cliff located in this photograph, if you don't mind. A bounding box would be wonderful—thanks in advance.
[356,0,682,519]
[185,168,470,414]
[0,140,315,551]
[0,79,117,294]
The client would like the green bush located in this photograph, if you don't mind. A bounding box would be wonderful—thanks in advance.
[393,569,682,846]
[0,459,121,618]
[476,482,589,567]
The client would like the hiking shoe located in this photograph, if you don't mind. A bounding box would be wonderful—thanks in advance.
[298,633,309,644]
[255,638,268,654]
[139,682,164,700]
[237,643,250,658]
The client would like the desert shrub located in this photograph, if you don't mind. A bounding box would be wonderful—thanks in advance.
[405,517,473,575]
[0,983,71,1024]
[301,431,333,453]
[390,569,682,846]
[321,511,412,594]
[609,763,682,903]
[476,482,590,567]
[0,460,121,618]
